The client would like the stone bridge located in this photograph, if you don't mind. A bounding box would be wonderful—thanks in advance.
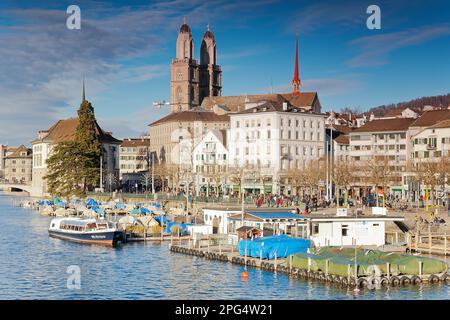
[0,182,42,197]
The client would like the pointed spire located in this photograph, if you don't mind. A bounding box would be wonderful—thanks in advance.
[183,16,187,24]
[292,34,301,96]
[207,23,210,32]
[82,74,86,102]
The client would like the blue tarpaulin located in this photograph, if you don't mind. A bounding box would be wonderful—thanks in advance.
[165,222,191,235]
[114,202,126,210]
[154,215,169,225]
[238,235,312,260]
[86,198,98,207]
[140,207,151,214]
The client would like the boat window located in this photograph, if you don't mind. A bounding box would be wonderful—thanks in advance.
[51,224,55,228]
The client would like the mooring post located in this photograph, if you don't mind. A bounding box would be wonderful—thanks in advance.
[347,264,351,282]
[428,224,432,254]
[325,259,329,276]
[419,261,423,278]
[289,255,293,273]
[386,262,390,278]
[219,240,222,254]
[207,235,210,253]
[308,257,311,273]
[445,232,447,256]
[260,249,263,267]
[274,251,277,272]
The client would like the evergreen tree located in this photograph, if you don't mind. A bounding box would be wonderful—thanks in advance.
[45,141,86,198]
[45,99,101,198]
[75,100,101,192]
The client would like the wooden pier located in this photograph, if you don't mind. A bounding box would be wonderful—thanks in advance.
[405,229,450,256]
[169,238,449,289]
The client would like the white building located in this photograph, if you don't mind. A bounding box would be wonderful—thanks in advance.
[411,119,450,164]
[349,118,415,197]
[305,215,405,247]
[192,129,228,195]
[228,100,326,194]
[119,138,151,189]
[203,208,242,234]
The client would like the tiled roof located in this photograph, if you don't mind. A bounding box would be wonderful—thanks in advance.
[410,110,450,128]
[120,138,150,148]
[38,118,121,144]
[233,101,322,115]
[428,119,450,129]
[5,145,31,158]
[201,92,319,112]
[330,125,354,134]
[334,135,349,145]
[149,110,230,126]
[351,118,415,133]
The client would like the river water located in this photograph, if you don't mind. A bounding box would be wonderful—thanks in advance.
[0,193,449,300]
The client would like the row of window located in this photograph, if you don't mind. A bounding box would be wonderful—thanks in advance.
[195,154,227,161]
[351,133,406,141]
[120,164,147,170]
[235,118,323,129]
[352,144,406,151]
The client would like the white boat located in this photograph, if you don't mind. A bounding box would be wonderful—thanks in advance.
[48,217,125,247]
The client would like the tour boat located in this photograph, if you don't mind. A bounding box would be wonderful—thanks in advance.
[48,217,125,247]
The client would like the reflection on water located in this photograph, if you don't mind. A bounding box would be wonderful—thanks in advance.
[0,193,449,300]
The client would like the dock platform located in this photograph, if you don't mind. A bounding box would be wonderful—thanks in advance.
[169,242,449,289]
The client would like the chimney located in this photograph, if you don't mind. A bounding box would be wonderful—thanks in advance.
[282,102,288,111]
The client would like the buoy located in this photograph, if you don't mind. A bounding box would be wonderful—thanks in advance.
[241,271,249,281]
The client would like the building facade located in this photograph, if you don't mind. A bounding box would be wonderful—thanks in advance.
[4,145,32,184]
[119,138,151,189]
[192,129,228,195]
[228,101,326,194]
[349,118,415,197]
[148,110,229,166]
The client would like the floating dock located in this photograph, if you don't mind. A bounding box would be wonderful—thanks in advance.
[169,242,449,288]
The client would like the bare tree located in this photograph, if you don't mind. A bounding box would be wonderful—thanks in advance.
[333,160,355,207]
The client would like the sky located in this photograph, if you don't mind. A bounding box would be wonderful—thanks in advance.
[0,0,450,145]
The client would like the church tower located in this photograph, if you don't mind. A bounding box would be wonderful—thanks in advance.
[199,24,222,105]
[292,34,301,96]
[170,17,200,112]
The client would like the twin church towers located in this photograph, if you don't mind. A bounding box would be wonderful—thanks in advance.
[170,18,222,112]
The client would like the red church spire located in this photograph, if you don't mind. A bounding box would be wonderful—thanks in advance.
[292,34,301,96]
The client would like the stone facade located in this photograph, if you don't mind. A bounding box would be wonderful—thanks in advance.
[4,145,32,184]
[170,20,221,112]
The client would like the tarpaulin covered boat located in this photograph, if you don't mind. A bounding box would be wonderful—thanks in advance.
[238,235,313,260]
[288,247,448,277]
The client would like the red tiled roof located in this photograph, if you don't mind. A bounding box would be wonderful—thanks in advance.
[334,135,349,145]
[40,118,121,144]
[120,138,150,147]
[5,145,31,158]
[351,118,415,133]
[410,110,450,128]
[201,92,319,112]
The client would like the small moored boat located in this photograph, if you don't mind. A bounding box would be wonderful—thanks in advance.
[48,217,125,247]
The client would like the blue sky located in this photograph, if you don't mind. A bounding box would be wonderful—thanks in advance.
[0,0,449,145]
